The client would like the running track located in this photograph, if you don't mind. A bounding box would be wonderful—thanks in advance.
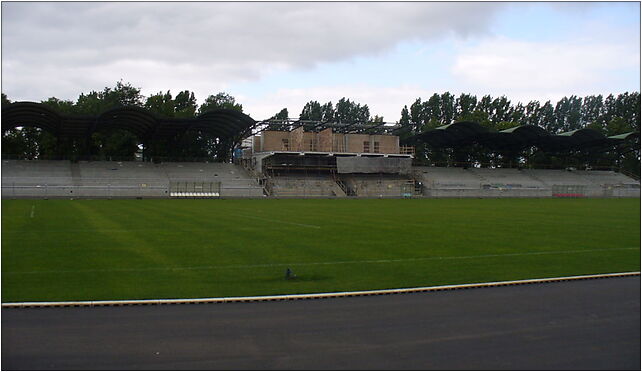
[2,276,640,370]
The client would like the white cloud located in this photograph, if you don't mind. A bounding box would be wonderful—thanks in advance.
[1,2,502,102]
[451,36,640,103]
[242,84,449,122]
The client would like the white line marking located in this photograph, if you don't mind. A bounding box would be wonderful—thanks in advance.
[4,247,638,275]
[29,205,35,218]
[2,272,639,308]
[232,214,321,229]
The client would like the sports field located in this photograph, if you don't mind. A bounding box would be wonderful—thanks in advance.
[2,198,640,302]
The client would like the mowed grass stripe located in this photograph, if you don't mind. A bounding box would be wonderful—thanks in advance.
[5,246,639,275]
[2,198,639,302]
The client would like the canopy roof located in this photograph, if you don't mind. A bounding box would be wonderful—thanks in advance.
[408,121,639,153]
[1,102,257,143]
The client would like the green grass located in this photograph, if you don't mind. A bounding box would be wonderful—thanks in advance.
[2,198,640,302]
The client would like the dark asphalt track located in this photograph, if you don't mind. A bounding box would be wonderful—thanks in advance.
[2,276,640,370]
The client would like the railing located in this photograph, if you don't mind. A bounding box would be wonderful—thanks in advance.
[400,146,415,155]
[619,169,641,182]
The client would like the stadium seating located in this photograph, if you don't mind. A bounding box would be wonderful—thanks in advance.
[160,162,263,197]
[339,174,414,198]
[467,168,547,189]
[2,160,73,186]
[2,160,639,199]
[415,167,483,190]
[1,160,263,198]
[416,166,640,198]
[269,174,346,197]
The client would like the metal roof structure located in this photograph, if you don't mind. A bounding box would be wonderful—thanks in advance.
[255,118,397,135]
[405,121,639,154]
[2,102,257,160]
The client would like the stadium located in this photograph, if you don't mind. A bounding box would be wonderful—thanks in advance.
[2,102,640,369]
[2,101,640,199]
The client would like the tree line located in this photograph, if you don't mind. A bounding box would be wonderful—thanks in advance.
[396,92,640,138]
[392,92,639,173]
[1,82,639,173]
[1,82,244,161]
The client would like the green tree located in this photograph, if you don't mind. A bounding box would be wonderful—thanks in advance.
[539,101,556,132]
[199,92,243,114]
[41,97,76,115]
[299,101,322,121]
[524,100,541,127]
[271,108,289,120]
[490,96,512,124]
[266,108,289,131]
[101,80,144,108]
[439,92,456,124]
[321,102,335,122]
[455,93,477,120]
[74,81,144,115]
[145,91,175,117]
[174,90,197,118]
[91,129,139,161]
[2,93,12,107]
[335,98,369,123]
[409,98,425,133]
[424,94,441,124]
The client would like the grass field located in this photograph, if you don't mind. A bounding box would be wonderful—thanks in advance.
[2,198,640,302]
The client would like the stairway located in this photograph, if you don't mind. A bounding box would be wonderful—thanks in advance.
[70,162,82,186]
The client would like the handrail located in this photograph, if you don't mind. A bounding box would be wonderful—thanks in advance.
[619,169,640,182]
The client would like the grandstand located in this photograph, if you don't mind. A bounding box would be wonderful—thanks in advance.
[1,102,640,199]
[1,160,263,198]
[4,160,638,199]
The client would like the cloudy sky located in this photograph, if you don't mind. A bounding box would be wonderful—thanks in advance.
[2,2,640,122]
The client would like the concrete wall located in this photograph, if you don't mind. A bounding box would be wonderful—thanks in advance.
[337,157,412,174]
[424,188,552,198]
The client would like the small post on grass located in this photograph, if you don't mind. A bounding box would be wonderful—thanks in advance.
[285,267,296,280]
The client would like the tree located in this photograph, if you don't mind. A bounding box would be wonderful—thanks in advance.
[539,101,556,131]
[424,94,441,124]
[439,92,456,124]
[335,98,370,123]
[321,102,334,122]
[524,100,541,127]
[41,97,76,115]
[199,92,243,114]
[581,95,604,127]
[101,80,144,108]
[145,91,175,117]
[299,101,322,121]
[409,98,424,133]
[74,81,144,115]
[266,108,289,130]
[490,96,512,124]
[174,90,197,118]
[2,93,11,107]
[455,93,477,120]
[91,129,139,161]
[271,108,289,120]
